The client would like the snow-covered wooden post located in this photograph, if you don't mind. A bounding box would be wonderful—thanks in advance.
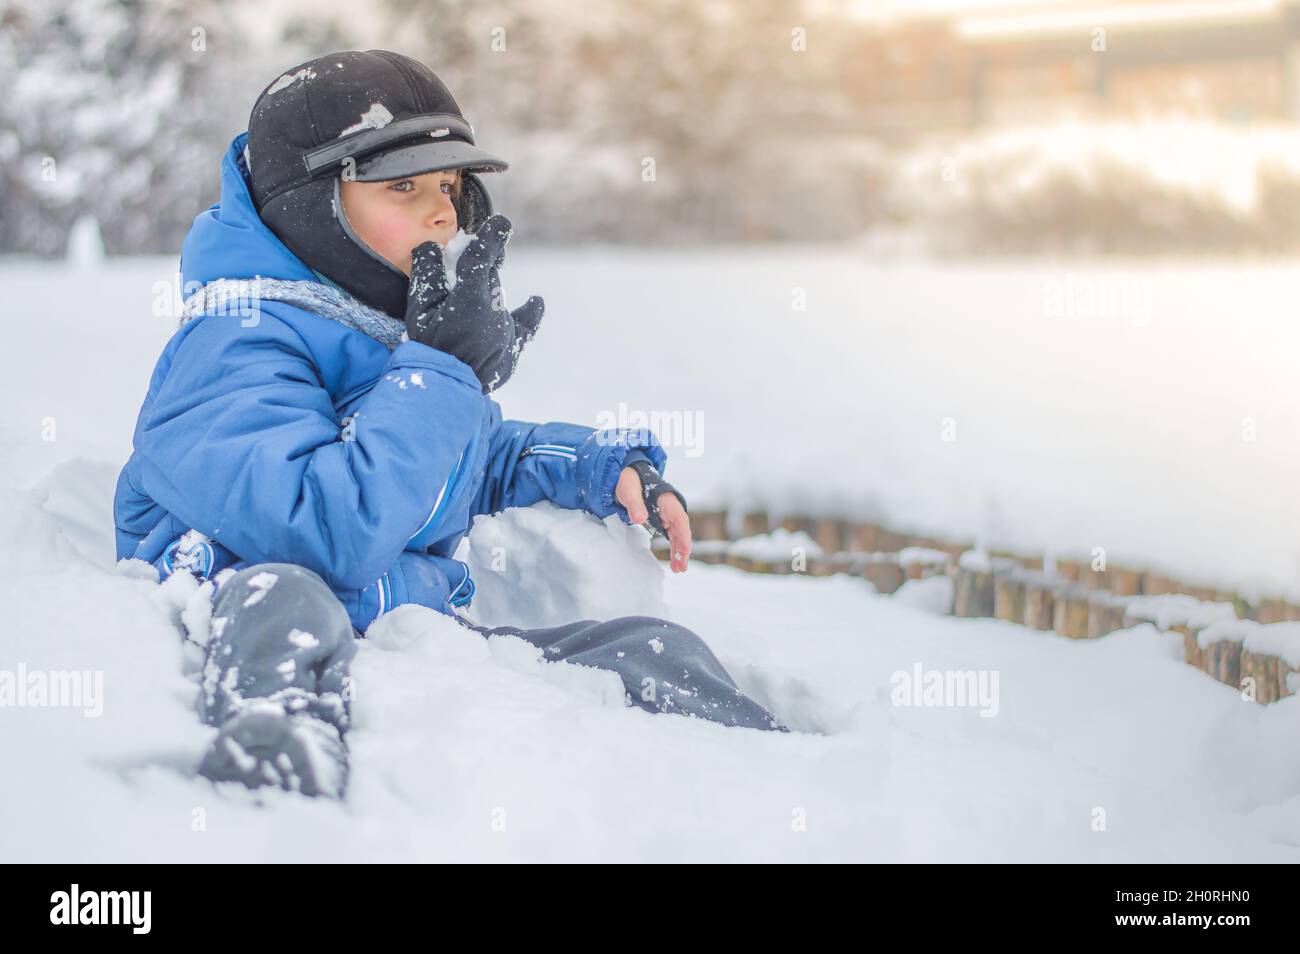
[691,510,728,542]
[1279,658,1299,700]
[899,547,952,581]
[954,552,1003,618]
[1087,593,1128,638]
[1239,649,1279,704]
[1059,558,1110,591]
[779,515,813,535]
[1108,567,1144,597]
[993,572,1026,624]
[1173,624,1204,670]
[1052,584,1092,638]
[842,521,879,553]
[1257,598,1300,624]
[860,554,904,594]
[1021,572,1062,631]
[856,524,907,554]
[1204,638,1243,688]
[991,549,1042,572]
[806,552,836,577]
[913,536,970,562]
[813,517,845,556]
[1193,621,1300,702]
[740,511,770,538]
[1141,573,1183,597]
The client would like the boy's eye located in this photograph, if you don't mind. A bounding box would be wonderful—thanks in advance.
[386,177,458,196]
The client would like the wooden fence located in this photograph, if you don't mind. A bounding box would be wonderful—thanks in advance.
[650,510,1300,705]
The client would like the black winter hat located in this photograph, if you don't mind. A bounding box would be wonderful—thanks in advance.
[246,50,507,320]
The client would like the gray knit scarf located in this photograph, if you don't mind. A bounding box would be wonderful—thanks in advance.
[180,277,407,350]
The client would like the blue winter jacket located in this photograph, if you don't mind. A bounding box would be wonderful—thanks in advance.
[113,132,665,633]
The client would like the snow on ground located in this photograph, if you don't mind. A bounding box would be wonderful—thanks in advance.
[1,481,1298,862]
[2,251,1300,861]
[455,503,670,628]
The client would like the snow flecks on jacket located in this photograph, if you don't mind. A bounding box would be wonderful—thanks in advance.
[385,371,427,391]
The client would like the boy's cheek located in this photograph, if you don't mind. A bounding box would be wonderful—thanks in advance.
[375,219,421,259]
[353,208,455,275]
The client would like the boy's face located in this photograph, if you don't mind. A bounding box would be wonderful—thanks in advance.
[339,169,461,277]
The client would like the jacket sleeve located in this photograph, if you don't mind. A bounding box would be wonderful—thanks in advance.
[471,399,668,521]
[132,313,486,592]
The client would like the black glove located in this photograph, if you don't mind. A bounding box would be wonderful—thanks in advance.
[626,458,688,535]
[404,214,544,394]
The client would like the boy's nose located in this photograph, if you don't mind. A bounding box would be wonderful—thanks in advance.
[427,194,457,230]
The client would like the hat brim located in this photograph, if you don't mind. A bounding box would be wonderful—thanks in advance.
[352,139,508,180]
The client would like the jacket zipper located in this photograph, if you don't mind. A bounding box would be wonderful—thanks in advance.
[519,443,577,461]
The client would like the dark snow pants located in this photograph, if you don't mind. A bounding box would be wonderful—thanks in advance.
[199,562,786,735]
[453,616,787,730]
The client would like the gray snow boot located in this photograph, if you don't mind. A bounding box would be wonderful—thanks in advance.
[194,562,358,798]
[198,705,348,798]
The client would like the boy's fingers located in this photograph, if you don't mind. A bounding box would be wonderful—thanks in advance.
[615,467,647,524]
[456,215,512,287]
[454,239,496,287]
[482,214,513,268]
[486,214,513,271]
[477,213,513,241]
[511,296,545,341]
[408,241,448,309]
[658,495,693,571]
[491,229,510,270]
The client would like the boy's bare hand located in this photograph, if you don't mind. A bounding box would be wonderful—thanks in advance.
[616,464,692,573]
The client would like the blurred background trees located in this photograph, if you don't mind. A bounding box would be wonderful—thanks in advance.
[8,0,1300,255]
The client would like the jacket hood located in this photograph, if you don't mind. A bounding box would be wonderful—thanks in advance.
[180,132,319,289]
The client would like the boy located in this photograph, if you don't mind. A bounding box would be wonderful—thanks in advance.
[114,51,785,798]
